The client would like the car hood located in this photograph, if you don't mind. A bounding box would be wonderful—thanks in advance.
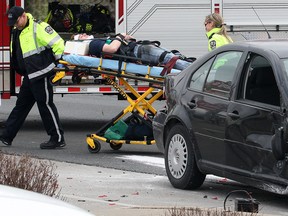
[0,184,95,216]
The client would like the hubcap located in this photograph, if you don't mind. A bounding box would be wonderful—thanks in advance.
[167,134,188,179]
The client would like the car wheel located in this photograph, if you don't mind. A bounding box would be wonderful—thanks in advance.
[165,124,206,190]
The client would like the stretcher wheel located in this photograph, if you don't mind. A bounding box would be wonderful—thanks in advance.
[88,140,101,153]
[110,143,122,150]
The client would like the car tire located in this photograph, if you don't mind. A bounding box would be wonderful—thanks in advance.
[165,124,206,190]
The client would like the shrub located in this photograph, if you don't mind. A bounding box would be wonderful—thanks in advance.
[0,152,59,197]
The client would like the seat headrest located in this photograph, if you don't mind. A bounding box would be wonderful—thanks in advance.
[252,67,275,86]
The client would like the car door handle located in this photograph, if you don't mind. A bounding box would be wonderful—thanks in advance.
[187,101,196,109]
[227,112,240,120]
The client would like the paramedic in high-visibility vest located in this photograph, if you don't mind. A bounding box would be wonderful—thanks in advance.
[0,6,65,149]
[204,13,233,51]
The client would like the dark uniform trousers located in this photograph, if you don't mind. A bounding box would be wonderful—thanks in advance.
[4,74,64,142]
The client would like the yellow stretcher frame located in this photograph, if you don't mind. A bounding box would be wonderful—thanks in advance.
[52,57,165,153]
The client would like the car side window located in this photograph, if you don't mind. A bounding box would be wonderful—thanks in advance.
[243,55,280,106]
[189,58,214,90]
[203,51,242,98]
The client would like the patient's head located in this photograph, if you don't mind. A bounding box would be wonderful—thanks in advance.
[73,33,94,40]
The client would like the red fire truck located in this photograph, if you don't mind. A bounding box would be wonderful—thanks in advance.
[1,0,288,100]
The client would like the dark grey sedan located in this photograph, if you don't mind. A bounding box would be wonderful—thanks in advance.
[153,39,288,195]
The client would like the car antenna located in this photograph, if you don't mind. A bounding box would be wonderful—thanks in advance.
[252,6,271,39]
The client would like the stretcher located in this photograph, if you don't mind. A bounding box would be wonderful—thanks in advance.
[52,53,181,153]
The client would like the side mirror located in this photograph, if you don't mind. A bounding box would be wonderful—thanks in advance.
[272,127,287,160]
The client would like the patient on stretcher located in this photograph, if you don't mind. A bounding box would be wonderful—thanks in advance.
[71,33,195,71]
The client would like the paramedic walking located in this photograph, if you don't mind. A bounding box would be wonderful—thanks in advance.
[204,13,233,51]
[0,6,65,149]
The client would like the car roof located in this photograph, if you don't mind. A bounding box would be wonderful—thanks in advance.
[223,39,288,58]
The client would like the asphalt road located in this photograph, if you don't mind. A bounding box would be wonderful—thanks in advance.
[0,94,164,175]
[1,94,288,215]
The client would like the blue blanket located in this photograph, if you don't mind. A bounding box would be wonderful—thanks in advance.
[62,54,181,78]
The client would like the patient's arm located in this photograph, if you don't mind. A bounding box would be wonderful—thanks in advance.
[102,40,122,53]
[102,33,134,54]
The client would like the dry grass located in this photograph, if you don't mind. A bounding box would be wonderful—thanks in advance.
[164,207,259,216]
[165,208,258,216]
[0,152,59,197]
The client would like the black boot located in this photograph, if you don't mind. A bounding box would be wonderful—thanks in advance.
[40,139,66,149]
[0,135,12,146]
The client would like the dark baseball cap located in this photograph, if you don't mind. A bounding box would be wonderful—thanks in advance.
[7,6,24,26]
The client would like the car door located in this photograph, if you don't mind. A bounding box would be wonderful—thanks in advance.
[182,51,243,165]
[225,53,285,178]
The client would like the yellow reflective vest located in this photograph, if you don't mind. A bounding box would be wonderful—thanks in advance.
[10,13,64,80]
[206,27,232,51]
